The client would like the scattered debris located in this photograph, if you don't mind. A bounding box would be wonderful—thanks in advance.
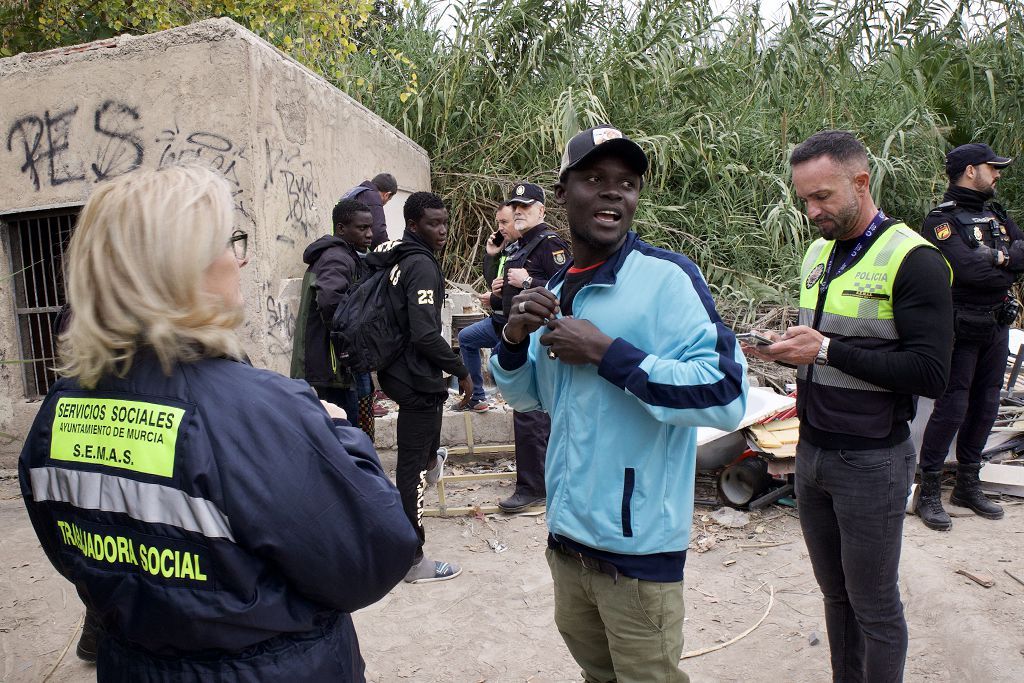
[487,538,508,554]
[1004,569,1024,588]
[979,463,1024,498]
[710,507,750,528]
[722,559,736,567]
[808,631,821,646]
[681,585,775,660]
[956,568,995,588]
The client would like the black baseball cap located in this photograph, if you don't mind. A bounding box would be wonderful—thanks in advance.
[559,124,649,179]
[946,143,1013,179]
[506,182,545,206]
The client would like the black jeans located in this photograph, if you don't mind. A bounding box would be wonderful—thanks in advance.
[512,410,549,497]
[377,374,447,563]
[919,325,1008,472]
[795,437,916,683]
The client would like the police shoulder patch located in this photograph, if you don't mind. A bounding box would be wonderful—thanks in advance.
[934,223,952,241]
[805,263,825,289]
[552,249,566,265]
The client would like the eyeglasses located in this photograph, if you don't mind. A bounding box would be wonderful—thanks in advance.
[228,230,248,261]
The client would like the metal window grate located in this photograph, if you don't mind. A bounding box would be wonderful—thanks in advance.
[4,208,79,398]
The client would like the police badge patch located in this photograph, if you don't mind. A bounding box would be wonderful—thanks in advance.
[934,223,951,241]
[552,250,566,265]
[805,263,825,289]
[974,226,984,243]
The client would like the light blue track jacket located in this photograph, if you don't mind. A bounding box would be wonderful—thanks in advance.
[491,232,748,555]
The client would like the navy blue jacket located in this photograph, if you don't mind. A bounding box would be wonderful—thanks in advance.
[19,352,417,680]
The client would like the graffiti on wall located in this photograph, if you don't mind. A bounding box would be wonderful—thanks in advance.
[5,100,145,190]
[263,138,319,237]
[156,126,253,226]
[4,98,324,366]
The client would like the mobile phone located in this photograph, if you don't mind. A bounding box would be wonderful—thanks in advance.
[490,230,504,246]
[735,331,775,347]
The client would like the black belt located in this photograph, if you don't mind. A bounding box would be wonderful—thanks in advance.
[550,540,619,582]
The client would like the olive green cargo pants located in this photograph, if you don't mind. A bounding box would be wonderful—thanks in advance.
[546,547,689,683]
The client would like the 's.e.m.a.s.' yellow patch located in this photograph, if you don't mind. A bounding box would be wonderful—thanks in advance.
[49,397,185,478]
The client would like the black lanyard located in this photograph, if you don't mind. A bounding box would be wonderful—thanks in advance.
[819,210,887,298]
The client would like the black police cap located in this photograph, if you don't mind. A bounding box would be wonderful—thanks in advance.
[946,143,1013,179]
[506,182,545,206]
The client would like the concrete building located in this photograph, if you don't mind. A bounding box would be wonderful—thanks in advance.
[0,18,430,464]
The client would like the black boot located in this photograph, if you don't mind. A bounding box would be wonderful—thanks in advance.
[917,471,951,531]
[75,609,100,663]
[950,463,1004,520]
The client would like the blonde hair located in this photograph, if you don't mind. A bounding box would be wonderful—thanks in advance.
[59,165,245,388]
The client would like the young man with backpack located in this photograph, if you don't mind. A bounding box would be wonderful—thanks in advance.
[367,191,472,583]
[291,199,373,429]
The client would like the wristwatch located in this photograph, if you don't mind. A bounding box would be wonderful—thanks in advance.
[523,276,534,289]
[814,337,830,366]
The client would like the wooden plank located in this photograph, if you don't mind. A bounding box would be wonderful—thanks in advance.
[764,417,799,432]
[445,444,516,456]
[748,425,782,449]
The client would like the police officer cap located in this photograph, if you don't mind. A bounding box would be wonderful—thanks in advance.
[559,124,649,179]
[506,182,545,206]
[946,143,1013,179]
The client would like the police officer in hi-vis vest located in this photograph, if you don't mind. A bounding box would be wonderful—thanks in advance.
[917,143,1022,531]
[745,131,952,683]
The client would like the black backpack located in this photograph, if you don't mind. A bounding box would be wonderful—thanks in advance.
[329,261,408,373]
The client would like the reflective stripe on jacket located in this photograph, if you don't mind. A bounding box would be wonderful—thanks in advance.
[19,353,417,680]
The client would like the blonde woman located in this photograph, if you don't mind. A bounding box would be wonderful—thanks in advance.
[18,166,417,681]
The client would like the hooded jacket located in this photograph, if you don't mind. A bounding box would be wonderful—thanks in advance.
[293,235,365,386]
[347,180,389,248]
[367,230,468,394]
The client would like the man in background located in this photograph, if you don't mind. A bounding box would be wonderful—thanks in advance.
[292,199,373,428]
[917,143,1020,530]
[343,172,398,248]
[370,191,473,583]
[495,182,570,513]
[455,202,521,412]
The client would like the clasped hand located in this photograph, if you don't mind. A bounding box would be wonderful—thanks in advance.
[505,288,613,365]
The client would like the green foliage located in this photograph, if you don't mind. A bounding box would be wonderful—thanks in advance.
[5,0,1024,312]
[0,0,376,76]
[338,0,1024,309]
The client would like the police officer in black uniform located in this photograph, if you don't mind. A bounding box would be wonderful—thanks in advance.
[497,182,571,512]
[917,143,1021,530]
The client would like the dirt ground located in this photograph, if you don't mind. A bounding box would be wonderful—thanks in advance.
[1,468,1023,683]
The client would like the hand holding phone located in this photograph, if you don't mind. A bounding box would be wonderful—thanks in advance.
[735,331,776,347]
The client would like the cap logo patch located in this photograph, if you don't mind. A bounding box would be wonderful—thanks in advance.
[805,263,825,289]
[934,223,951,241]
[516,185,525,196]
[592,128,623,146]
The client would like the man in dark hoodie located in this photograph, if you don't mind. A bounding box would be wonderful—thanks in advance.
[343,172,398,248]
[291,199,373,426]
[368,191,473,583]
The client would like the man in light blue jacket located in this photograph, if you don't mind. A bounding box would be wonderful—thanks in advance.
[491,125,748,683]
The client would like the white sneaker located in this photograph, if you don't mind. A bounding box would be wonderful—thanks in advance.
[404,557,462,584]
[425,447,448,486]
